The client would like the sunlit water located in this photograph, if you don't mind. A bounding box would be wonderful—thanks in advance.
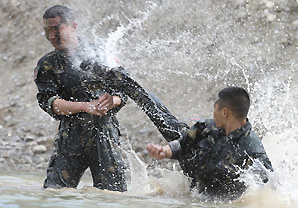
[1,0,298,207]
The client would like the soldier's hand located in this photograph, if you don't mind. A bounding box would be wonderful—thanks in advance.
[83,98,106,117]
[97,93,115,114]
[146,143,167,160]
[83,93,119,116]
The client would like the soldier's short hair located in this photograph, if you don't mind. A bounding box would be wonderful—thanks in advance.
[216,87,250,118]
[43,5,75,24]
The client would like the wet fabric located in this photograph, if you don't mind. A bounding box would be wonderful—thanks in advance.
[34,42,127,191]
[43,116,126,191]
[168,118,273,200]
[79,61,188,142]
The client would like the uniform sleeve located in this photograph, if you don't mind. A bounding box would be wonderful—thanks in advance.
[168,120,207,159]
[243,131,274,172]
[34,59,63,120]
[103,66,128,115]
[254,153,273,172]
[239,130,274,183]
[109,90,128,115]
[247,153,272,184]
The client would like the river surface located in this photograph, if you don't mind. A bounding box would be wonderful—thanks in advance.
[1,148,298,208]
[0,170,297,208]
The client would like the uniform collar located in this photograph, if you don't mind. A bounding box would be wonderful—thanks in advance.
[225,119,251,141]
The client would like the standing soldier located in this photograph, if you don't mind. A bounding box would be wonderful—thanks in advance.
[35,5,128,191]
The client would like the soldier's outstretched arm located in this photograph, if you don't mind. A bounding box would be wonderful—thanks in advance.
[80,61,189,141]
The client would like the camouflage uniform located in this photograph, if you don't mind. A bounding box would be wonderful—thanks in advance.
[168,118,273,200]
[34,42,127,191]
[79,61,188,143]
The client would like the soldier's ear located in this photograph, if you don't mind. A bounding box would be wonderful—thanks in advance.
[223,108,228,117]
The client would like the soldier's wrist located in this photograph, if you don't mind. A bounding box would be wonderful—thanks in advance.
[163,145,173,158]
[79,102,88,113]
[112,95,121,108]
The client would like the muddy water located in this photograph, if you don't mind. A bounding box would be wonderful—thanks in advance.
[0,170,296,208]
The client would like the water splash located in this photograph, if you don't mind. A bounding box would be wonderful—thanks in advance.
[124,148,191,198]
[67,0,298,205]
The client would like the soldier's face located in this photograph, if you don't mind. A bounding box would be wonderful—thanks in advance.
[213,103,225,128]
[43,16,76,51]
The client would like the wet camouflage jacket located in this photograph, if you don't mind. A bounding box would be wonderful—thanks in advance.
[34,42,127,121]
[168,118,273,199]
[34,42,128,191]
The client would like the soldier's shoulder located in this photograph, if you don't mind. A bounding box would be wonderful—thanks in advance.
[37,51,57,66]
[187,117,208,138]
[239,130,265,154]
[36,51,58,73]
[242,129,261,143]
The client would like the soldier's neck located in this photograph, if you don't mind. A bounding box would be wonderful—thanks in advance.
[224,117,247,135]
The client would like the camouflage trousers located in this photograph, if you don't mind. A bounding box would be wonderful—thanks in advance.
[43,115,127,192]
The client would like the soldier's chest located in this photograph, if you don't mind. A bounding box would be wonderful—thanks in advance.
[54,60,83,90]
